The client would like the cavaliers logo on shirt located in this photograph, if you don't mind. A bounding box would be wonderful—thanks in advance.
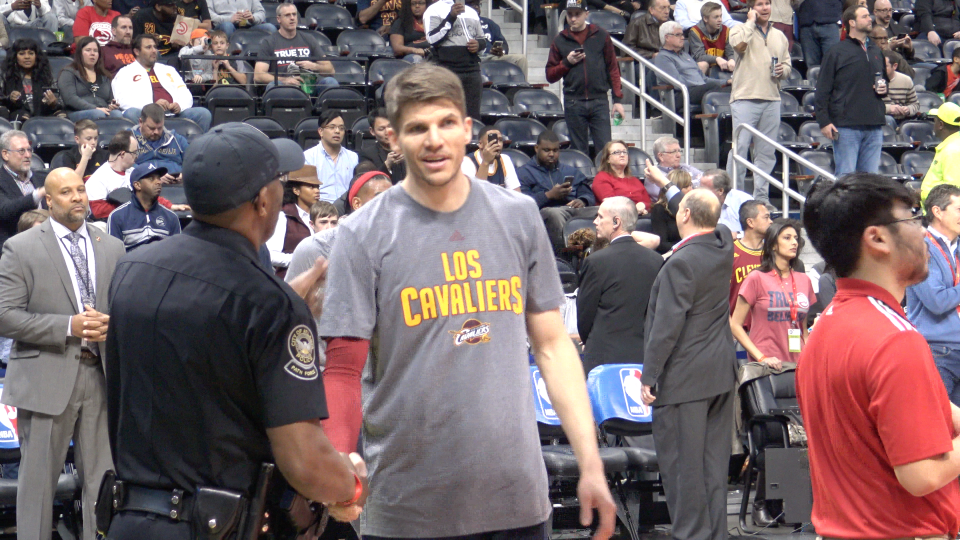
[284,324,318,380]
[448,319,491,346]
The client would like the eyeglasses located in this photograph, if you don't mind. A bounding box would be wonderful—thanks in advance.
[3,147,30,155]
[323,124,346,132]
[660,148,682,154]
[878,212,923,227]
[668,32,685,38]
[874,8,893,12]
[610,150,628,156]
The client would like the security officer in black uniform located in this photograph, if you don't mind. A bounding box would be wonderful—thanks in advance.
[102,123,366,540]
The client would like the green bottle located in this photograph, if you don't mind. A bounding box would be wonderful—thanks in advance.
[613,111,623,126]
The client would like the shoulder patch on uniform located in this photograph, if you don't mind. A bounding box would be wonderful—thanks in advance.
[284,324,319,381]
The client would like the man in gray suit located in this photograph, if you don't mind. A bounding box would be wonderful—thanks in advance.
[0,167,125,540]
[640,189,736,540]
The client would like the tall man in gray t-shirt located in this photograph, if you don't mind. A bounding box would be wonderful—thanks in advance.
[317,63,616,538]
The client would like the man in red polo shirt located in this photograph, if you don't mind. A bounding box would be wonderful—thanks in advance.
[799,172,960,539]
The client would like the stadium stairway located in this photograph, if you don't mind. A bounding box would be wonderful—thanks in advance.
[488,6,718,172]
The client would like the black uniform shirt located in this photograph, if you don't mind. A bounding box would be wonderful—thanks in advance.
[105,219,326,495]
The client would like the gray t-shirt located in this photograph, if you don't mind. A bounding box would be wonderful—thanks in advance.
[318,179,563,537]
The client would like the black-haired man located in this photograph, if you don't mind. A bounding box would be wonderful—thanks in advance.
[359,109,405,184]
[305,111,359,202]
[800,173,960,539]
[107,161,182,251]
[517,130,597,252]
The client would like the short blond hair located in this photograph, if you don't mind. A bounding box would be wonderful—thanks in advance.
[385,63,466,128]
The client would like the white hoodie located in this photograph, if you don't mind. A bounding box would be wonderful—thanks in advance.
[111,60,194,112]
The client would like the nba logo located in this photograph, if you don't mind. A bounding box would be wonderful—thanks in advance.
[619,368,650,419]
[532,369,557,420]
[0,386,16,444]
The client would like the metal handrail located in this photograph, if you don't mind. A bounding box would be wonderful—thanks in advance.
[610,37,690,165]
[730,123,837,216]
[489,0,528,55]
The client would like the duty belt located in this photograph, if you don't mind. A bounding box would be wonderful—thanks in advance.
[112,483,195,521]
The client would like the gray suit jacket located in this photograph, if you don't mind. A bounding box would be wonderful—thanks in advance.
[0,220,125,415]
[642,225,737,406]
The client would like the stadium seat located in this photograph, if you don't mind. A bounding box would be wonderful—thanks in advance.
[162,184,188,205]
[481,61,531,92]
[798,149,834,177]
[350,115,372,151]
[798,120,831,148]
[950,93,960,107]
[777,122,813,151]
[294,117,320,149]
[511,88,564,122]
[228,29,271,57]
[627,147,652,174]
[336,29,392,60]
[916,90,943,114]
[901,150,935,177]
[737,370,798,531]
[502,147,530,169]
[261,1,279,20]
[8,27,63,56]
[316,86,367,130]
[470,120,485,146]
[801,91,816,114]
[49,56,72,83]
[698,90,732,165]
[495,118,547,155]
[204,86,256,127]
[30,153,44,171]
[900,120,940,149]
[562,217,596,246]
[263,86,313,135]
[552,119,570,143]
[779,91,812,130]
[93,117,135,147]
[300,29,340,56]
[22,117,75,162]
[945,39,960,60]
[913,39,947,63]
[480,88,515,125]
[368,57,410,87]
[559,149,596,179]
[912,66,932,88]
[881,123,913,161]
[304,4,355,38]
[899,13,914,30]
[326,59,366,86]
[242,116,287,139]
[586,10,626,38]
[879,150,911,181]
[164,118,204,141]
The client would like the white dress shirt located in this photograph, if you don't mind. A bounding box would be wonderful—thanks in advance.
[267,205,313,268]
[50,219,97,337]
[718,188,754,233]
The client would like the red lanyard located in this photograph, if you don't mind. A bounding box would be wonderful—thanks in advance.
[927,231,960,290]
[777,270,799,326]
[673,231,711,251]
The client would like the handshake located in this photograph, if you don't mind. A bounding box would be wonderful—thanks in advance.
[327,452,367,523]
[290,451,368,539]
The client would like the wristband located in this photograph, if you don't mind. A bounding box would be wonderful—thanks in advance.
[336,472,362,507]
[757,355,768,363]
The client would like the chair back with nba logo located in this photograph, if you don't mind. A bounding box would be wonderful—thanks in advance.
[586,364,653,436]
[529,365,565,441]
[0,381,19,460]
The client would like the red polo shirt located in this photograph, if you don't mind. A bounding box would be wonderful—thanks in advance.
[797,278,960,539]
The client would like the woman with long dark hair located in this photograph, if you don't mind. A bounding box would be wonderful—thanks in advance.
[57,36,122,121]
[730,219,815,369]
[389,0,430,62]
[267,165,322,278]
[2,38,61,121]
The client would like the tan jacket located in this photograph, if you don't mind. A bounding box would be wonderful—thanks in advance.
[729,19,792,101]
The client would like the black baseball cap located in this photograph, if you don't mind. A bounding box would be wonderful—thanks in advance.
[182,123,305,216]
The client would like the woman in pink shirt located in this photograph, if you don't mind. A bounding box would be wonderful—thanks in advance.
[730,219,816,369]
[591,140,652,213]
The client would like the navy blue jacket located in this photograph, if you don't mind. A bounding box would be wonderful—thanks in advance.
[797,0,841,27]
[107,195,182,251]
[517,159,596,208]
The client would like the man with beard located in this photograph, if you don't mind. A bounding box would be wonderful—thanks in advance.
[107,162,182,251]
[132,0,180,58]
[0,167,124,540]
[814,5,887,175]
[304,111,359,203]
[873,0,914,61]
[102,14,134,75]
[799,172,960,539]
[359,108,405,184]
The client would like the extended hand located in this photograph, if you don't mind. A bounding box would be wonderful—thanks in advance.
[287,257,328,317]
[643,158,669,187]
[170,203,190,212]
[327,452,368,522]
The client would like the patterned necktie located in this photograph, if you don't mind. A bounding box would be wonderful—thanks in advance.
[67,232,95,310]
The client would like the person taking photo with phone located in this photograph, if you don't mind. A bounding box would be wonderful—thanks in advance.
[517,129,598,253]
[461,126,521,191]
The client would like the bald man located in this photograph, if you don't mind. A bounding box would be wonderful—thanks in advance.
[0,167,125,540]
[640,188,736,540]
